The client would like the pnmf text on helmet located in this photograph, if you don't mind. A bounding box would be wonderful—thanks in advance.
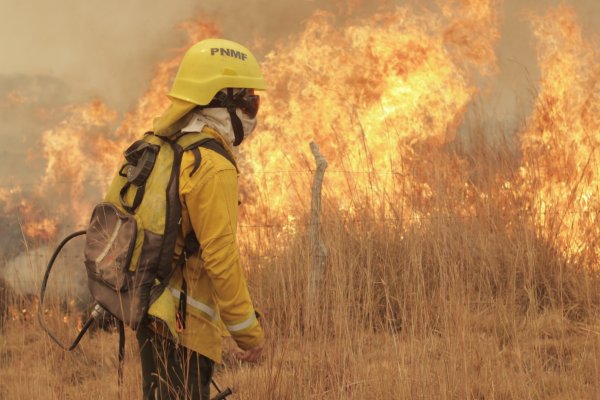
[210,48,248,61]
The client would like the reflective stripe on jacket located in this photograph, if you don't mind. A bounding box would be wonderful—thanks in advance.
[148,126,264,363]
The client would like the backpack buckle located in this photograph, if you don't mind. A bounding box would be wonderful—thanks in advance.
[176,312,185,333]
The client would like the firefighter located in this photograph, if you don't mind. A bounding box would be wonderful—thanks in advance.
[136,38,266,400]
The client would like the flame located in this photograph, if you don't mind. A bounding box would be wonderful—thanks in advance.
[0,3,504,242]
[18,199,58,241]
[7,0,598,273]
[40,100,118,223]
[0,21,220,242]
[519,5,600,267]
[241,1,499,223]
[0,186,58,242]
[4,90,28,106]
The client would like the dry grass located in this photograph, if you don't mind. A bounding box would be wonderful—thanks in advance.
[1,131,600,399]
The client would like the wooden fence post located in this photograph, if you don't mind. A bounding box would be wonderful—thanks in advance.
[307,142,328,310]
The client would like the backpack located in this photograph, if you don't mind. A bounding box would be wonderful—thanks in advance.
[39,130,236,375]
[84,130,238,330]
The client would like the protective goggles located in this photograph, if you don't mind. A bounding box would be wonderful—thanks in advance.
[236,92,260,118]
[209,88,260,118]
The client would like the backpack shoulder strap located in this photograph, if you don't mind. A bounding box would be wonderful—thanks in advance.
[175,131,211,148]
[176,132,238,175]
[195,139,238,171]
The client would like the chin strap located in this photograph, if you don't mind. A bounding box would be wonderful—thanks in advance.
[226,88,245,146]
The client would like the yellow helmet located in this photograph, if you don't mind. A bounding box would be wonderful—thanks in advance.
[169,38,267,106]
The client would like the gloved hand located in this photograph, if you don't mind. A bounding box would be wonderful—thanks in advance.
[236,342,264,363]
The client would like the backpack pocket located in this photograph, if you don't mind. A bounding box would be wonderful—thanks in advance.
[84,203,137,291]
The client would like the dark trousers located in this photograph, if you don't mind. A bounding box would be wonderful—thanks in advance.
[136,325,214,400]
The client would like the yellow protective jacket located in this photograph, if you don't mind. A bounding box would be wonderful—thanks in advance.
[148,126,264,363]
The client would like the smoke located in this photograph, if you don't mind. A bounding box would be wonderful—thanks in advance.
[2,0,597,116]
[0,0,379,112]
[0,242,90,301]
[2,0,597,146]
[491,0,599,121]
[1,0,196,111]
[0,0,598,293]
[0,75,71,181]
[0,0,378,185]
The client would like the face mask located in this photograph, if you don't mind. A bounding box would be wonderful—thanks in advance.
[237,109,257,139]
[185,107,257,147]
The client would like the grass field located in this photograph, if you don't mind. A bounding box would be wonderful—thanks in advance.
[1,130,599,400]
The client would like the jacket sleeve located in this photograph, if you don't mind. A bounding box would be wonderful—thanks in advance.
[183,162,264,350]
